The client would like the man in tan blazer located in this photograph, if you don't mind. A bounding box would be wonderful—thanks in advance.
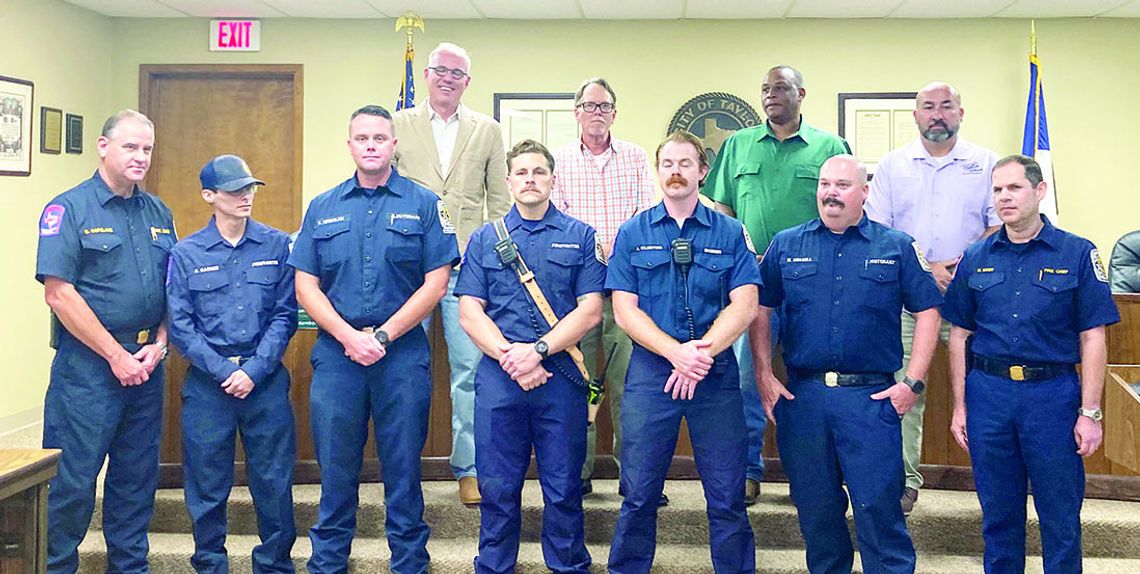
[393,42,510,506]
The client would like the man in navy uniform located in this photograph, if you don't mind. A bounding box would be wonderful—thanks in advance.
[944,154,1119,573]
[289,105,459,574]
[607,131,759,574]
[753,155,942,574]
[167,155,298,573]
[456,139,605,574]
[36,109,175,573]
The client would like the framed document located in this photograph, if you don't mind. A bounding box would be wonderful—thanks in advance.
[837,92,917,175]
[493,93,578,150]
[40,107,63,154]
[0,75,34,176]
[66,113,83,154]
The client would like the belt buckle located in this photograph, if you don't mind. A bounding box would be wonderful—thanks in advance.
[228,356,241,366]
[136,329,150,345]
[1009,365,1026,381]
[824,371,840,387]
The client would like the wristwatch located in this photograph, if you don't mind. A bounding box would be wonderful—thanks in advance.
[902,376,926,395]
[1078,407,1103,422]
[374,329,390,347]
[534,340,550,360]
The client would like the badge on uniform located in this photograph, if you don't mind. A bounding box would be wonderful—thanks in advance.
[1091,248,1108,283]
[742,226,756,254]
[39,204,65,237]
[911,241,932,273]
[437,200,456,235]
[595,237,607,265]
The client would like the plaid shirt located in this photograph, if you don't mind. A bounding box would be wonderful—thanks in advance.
[552,137,656,256]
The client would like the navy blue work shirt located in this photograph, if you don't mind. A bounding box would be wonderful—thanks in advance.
[607,201,761,344]
[454,204,607,343]
[943,215,1120,365]
[36,171,176,334]
[167,218,298,384]
[288,168,460,328]
[759,214,942,374]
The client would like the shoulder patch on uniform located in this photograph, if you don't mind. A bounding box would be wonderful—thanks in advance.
[595,236,608,265]
[1091,248,1108,283]
[742,226,756,254]
[39,204,65,237]
[911,241,932,272]
[437,200,455,235]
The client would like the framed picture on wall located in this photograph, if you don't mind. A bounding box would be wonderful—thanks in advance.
[66,113,83,154]
[40,107,63,154]
[493,93,578,151]
[837,92,916,176]
[0,75,34,176]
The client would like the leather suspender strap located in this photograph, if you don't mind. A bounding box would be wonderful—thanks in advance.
[492,218,592,382]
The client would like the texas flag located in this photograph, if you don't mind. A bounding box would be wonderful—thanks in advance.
[1022,21,1059,224]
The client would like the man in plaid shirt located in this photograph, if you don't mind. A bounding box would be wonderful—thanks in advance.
[551,78,664,505]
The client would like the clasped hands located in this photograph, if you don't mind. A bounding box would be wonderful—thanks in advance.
[498,342,552,391]
[664,339,713,401]
[109,342,166,387]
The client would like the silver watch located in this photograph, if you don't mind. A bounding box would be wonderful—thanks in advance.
[1078,407,1103,422]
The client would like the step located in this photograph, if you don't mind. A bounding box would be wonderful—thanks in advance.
[94,481,1140,558]
[76,532,1140,574]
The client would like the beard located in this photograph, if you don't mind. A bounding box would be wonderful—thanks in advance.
[922,122,958,143]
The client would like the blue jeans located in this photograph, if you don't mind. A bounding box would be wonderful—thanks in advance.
[736,308,781,482]
[441,268,481,479]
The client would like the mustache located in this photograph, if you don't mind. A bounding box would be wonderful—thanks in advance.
[821,196,845,207]
[666,175,688,187]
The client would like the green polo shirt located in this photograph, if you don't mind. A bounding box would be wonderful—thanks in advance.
[701,118,850,253]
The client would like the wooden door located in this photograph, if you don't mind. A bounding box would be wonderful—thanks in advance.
[139,64,306,486]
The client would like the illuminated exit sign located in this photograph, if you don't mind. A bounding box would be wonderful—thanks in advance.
[210,20,260,51]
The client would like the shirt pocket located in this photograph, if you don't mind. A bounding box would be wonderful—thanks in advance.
[246,265,281,311]
[794,164,821,182]
[546,248,584,300]
[1032,272,1078,324]
[188,272,229,316]
[968,272,1006,309]
[692,251,733,306]
[629,250,671,297]
[313,220,351,270]
[780,262,818,309]
[734,162,763,198]
[386,219,424,265]
[858,264,901,312]
[79,234,125,279]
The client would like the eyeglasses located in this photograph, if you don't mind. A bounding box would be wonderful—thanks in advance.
[577,101,615,114]
[428,66,469,80]
[222,184,259,197]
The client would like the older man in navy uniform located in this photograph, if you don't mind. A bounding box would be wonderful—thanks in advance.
[456,139,605,574]
[607,131,759,574]
[167,155,298,573]
[944,155,1119,574]
[36,110,175,573]
[289,105,459,574]
[753,154,942,574]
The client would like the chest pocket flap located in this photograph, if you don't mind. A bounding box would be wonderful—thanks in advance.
[693,252,732,273]
[387,219,424,237]
[795,164,821,180]
[968,272,1006,291]
[781,262,818,280]
[315,219,350,240]
[547,248,584,267]
[735,162,761,178]
[630,249,670,270]
[80,233,123,253]
[1035,272,1078,293]
[247,265,279,286]
[860,263,900,283]
[188,272,226,292]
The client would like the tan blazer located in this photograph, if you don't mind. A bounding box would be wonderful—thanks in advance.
[392,104,510,255]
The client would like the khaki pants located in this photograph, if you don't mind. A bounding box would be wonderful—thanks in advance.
[580,299,633,480]
[897,312,952,490]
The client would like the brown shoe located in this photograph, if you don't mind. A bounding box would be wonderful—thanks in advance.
[744,479,761,507]
[459,476,481,506]
[901,487,919,515]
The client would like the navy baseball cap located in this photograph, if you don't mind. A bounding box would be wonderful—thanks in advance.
[199,154,266,192]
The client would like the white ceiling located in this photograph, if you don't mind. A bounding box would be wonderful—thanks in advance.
[58,0,1140,19]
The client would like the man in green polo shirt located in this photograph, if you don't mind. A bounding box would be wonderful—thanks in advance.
[702,64,850,506]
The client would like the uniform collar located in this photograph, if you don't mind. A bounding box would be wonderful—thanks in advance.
[201,216,265,248]
[647,200,713,228]
[757,116,812,145]
[804,211,873,239]
[504,203,566,232]
[91,171,142,205]
[994,214,1061,250]
[338,167,408,199]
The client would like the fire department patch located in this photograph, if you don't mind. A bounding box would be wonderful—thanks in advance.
[1091,248,1108,283]
[437,200,455,234]
[912,241,932,272]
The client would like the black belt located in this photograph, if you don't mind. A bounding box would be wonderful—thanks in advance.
[110,327,158,346]
[790,368,893,388]
[972,355,1075,382]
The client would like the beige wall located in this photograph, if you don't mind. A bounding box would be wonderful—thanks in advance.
[1,0,114,428]
[5,6,1140,424]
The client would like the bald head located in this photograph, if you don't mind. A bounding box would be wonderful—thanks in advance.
[916,82,961,107]
[817,155,869,232]
[914,81,964,144]
[822,154,867,185]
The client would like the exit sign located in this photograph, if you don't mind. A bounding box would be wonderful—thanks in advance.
[210,20,260,51]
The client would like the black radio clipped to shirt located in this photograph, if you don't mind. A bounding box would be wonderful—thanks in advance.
[671,237,692,266]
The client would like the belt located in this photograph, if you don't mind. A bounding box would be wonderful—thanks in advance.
[110,327,158,346]
[790,368,893,387]
[226,355,253,366]
[972,354,1075,382]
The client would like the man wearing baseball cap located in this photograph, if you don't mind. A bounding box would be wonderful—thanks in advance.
[167,154,299,573]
